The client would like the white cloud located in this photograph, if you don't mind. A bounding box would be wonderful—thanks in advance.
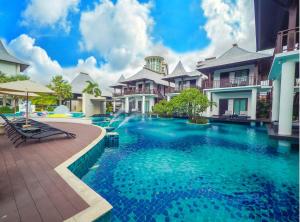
[79,0,153,70]
[22,0,80,32]
[5,0,257,96]
[8,34,63,83]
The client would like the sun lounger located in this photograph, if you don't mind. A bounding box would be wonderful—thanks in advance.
[0,114,76,147]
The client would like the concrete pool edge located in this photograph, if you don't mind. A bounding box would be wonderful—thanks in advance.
[55,124,113,222]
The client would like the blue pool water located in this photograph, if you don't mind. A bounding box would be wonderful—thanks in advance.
[82,116,299,222]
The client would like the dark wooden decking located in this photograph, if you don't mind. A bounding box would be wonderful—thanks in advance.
[0,122,102,222]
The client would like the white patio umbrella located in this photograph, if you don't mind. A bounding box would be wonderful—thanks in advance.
[0,80,54,126]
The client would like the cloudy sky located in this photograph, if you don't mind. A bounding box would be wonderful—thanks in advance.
[0,0,256,93]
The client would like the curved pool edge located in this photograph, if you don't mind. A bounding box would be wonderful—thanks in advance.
[55,124,113,222]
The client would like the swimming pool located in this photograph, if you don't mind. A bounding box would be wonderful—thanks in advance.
[83,116,299,221]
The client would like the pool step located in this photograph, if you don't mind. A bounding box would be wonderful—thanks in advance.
[105,132,119,148]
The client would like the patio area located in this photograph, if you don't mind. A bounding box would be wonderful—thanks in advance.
[0,122,102,222]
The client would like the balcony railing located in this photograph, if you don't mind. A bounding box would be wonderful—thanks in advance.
[165,86,202,93]
[274,27,299,54]
[113,89,160,97]
[204,76,259,89]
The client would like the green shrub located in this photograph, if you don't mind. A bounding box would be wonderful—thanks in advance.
[46,106,55,112]
[189,117,208,124]
[0,106,14,114]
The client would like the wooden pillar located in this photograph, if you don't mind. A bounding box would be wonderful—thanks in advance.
[287,1,297,51]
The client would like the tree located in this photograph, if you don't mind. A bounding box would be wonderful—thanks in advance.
[31,94,57,111]
[47,75,72,105]
[172,88,213,120]
[82,81,101,97]
[152,99,174,117]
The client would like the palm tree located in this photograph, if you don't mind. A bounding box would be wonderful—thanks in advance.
[47,75,72,105]
[82,81,102,97]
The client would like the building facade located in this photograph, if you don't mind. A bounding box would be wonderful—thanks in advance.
[69,72,107,117]
[163,61,207,101]
[0,40,29,107]
[197,44,272,120]
[254,0,299,136]
[111,56,174,113]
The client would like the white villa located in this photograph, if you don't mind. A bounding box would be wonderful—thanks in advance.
[197,44,272,120]
[69,72,107,117]
[163,61,207,101]
[111,56,174,113]
[254,0,299,137]
[0,40,29,107]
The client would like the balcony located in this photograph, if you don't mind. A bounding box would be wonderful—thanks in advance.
[203,76,269,89]
[165,86,202,93]
[274,27,299,54]
[113,89,161,97]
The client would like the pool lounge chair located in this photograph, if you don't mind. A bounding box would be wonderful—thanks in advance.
[237,111,250,119]
[1,114,76,147]
[222,110,233,118]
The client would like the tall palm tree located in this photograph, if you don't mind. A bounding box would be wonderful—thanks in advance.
[82,81,102,97]
[47,75,72,105]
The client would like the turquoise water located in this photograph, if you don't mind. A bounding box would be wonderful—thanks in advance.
[83,116,299,222]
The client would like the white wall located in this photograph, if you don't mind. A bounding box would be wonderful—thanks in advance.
[0,61,20,75]
[82,93,106,117]
[174,76,201,89]
[211,91,252,116]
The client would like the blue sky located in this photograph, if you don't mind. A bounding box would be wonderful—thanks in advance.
[0,0,210,67]
[0,0,255,88]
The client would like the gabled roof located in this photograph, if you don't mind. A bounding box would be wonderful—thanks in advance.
[110,74,127,88]
[120,68,173,87]
[163,61,207,81]
[71,72,95,94]
[0,40,29,72]
[197,44,272,71]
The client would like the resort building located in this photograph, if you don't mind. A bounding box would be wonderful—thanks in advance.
[69,72,107,117]
[163,61,207,100]
[0,40,29,107]
[197,44,272,119]
[254,0,299,136]
[111,56,174,113]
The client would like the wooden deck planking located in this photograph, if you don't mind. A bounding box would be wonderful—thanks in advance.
[0,122,102,222]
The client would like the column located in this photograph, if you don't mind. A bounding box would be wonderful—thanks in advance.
[278,61,295,135]
[149,97,155,112]
[167,95,170,102]
[135,98,138,111]
[125,97,129,113]
[113,99,116,113]
[205,91,211,117]
[271,79,280,122]
[250,88,257,120]
[142,96,145,114]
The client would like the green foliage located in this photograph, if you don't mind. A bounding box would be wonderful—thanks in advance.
[32,94,57,111]
[106,101,113,113]
[0,73,30,83]
[48,75,72,105]
[152,89,214,123]
[256,99,271,118]
[0,106,14,114]
[82,81,102,97]
[152,99,174,117]
[189,117,208,124]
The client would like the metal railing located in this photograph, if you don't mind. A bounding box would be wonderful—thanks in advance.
[165,86,202,93]
[204,76,258,89]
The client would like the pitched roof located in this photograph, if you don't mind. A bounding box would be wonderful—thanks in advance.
[110,74,127,88]
[0,40,29,72]
[120,68,173,87]
[197,44,272,71]
[71,72,96,94]
[163,61,207,81]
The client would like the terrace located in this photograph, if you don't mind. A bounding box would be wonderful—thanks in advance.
[274,27,299,54]
[0,122,105,222]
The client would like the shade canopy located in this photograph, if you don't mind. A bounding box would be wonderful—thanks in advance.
[0,80,53,93]
[0,90,39,97]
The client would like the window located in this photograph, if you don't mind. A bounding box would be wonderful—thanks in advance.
[233,98,248,115]
[190,79,196,87]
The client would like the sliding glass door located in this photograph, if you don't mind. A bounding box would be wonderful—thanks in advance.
[233,99,247,115]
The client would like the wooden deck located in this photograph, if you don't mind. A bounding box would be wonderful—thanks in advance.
[0,122,102,222]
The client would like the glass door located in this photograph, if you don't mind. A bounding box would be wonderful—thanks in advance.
[233,99,247,115]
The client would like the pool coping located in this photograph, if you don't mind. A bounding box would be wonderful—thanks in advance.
[55,124,113,222]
